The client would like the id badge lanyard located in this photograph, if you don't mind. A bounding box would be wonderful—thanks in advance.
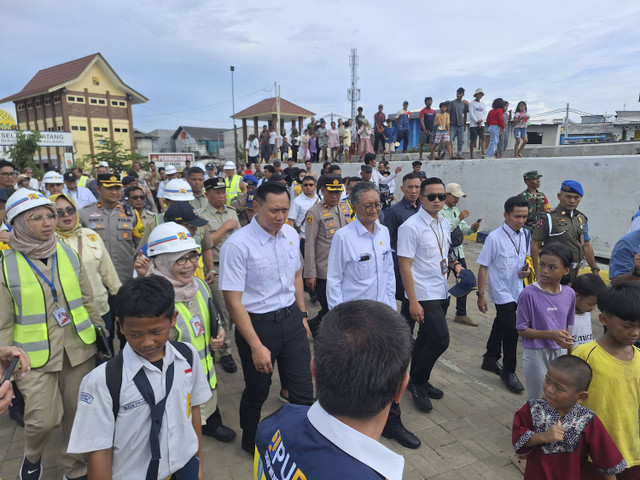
[23,253,60,304]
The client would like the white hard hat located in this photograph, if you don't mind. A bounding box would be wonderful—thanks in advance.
[5,188,54,225]
[147,222,200,257]
[98,161,109,168]
[165,165,178,175]
[193,161,208,173]
[163,179,194,201]
[223,161,236,170]
[42,170,64,184]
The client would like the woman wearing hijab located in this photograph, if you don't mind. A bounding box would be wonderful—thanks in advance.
[0,188,103,480]
[51,193,121,333]
[358,118,375,155]
[135,222,236,443]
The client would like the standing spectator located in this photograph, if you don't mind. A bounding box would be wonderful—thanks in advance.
[279,137,291,161]
[432,102,451,160]
[449,87,469,159]
[0,160,17,197]
[358,119,375,156]
[396,101,411,153]
[268,126,278,159]
[348,118,358,158]
[374,104,386,154]
[62,172,96,210]
[146,161,161,200]
[355,106,365,129]
[468,88,487,159]
[23,167,40,190]
[290,133,299,162]
[245,133,259,165]
[287,175,319,244]
[326,121,341,161]
[476,196,530,393]
[362,153,401,189]
[72,167,90,189]
[316,120,328,162]
[496,101,512,158]
[412,160,427,178]
[259,125,270,163]
[382,118,396,161]
[418,97,436,161]
[441,183,480,326]
[485,98,506,158]
[520,170,550,233]
[299,130,311,161]
[342,122,352,162]
[513,101,530,158]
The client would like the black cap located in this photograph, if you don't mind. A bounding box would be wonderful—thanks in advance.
[63,172,76,182]
[97,173,123,187]
[273,160,281,166]
[270,173,287,183]
[205,162,215,169]
[122,176,137,187]
[412,161,423,167]
[164,203,209,227]
[204,177,226,191]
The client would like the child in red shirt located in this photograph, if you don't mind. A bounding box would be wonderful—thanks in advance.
[486,98,506,158]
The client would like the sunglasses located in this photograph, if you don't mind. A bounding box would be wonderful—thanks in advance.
[302,183,315,187]
[128,195,145,200]
[422,193,447,202]
[56,206,76,217]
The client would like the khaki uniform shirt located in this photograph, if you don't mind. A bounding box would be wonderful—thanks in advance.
[190,193,208,212]
[0,251,103,372]
[200,202,239,264]
[532,206,588,267]
[230,192,255,227]
[79,202,140,283]
[304,201,353,280]
[146,171,161,191]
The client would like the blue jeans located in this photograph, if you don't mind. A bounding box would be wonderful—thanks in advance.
[450,125,464,154]
[487,125,500,156]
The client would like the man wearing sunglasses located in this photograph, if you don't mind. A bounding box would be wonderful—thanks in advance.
[398,177,466,413]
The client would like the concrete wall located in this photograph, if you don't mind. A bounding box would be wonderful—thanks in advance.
[312,155,640,259]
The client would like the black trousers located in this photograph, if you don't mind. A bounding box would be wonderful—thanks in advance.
[236,305,314,445]
[402,298,450,385]
[485,302,518,373]
[314,279,329,319]
[454,257,468,316]
[374,132,386,153]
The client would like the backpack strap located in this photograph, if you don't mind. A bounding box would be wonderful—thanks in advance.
[169,340,194,367]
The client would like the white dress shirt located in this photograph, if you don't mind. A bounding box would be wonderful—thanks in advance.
[326,218,395,310]
[219,216,301,314]
[64,185,97,209]
[68,342,211,479]
[476,223,530,305]
[288,193,319,239]
[397,207,451,301]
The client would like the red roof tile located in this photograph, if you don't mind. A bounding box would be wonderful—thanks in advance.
[232,97,314,119]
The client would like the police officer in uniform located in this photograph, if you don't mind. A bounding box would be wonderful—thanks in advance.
[303,175,353,334]
[531,180,599,284]
[79,173,142,284]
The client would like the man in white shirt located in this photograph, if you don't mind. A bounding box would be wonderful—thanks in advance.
[362,153,401,189]
[245,134,260,165]
[476,195,531,393]
[219,182,313,453]
[398,177,465,412]
[326,182,395,310]
[468,88,486,159]
[63,172,96,209]
[287,175,319,248]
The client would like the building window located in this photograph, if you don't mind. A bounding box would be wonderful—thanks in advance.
[98,99,105,105]
[114,128,121,132]
[111,100,118,106]
[57,126,64,131]
[93,127,100,132]
[47,127,54,131]
[67,96,75,102]
[90,99,97,104]
[119,101,126,106]
[17,105,24,111]
[71,126,79,131]
[79,126,87,131]
[77,97,84,103]
[27,102,33,109]
[101,127,107,132]
[44,99,50,105]
[122,128,128,133]
[35,101,42,107]
[53,96,60,103]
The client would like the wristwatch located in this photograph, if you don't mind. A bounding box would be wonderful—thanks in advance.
[302,311,309,318]
[591,267,601,272]
[476,291,484,297]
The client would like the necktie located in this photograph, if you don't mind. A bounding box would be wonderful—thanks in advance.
[133,362,175,480]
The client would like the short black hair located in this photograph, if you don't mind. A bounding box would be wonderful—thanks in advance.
[263,165,275,174]
[504,195,528,214]
[315,300,412,418]
[539,243,573,268]
[255,181,289,203]
[402,172,423,183]
[149,161,155,166]
[345,176,360,186]
[363,153,377,165]
[420,176,445,195]
[378,159,389,167]
[0,160,15,171]
[186,167,204,178]
[492,98,505,109]
[424,96,432,102]
[115,275,175,323]
[572,273,606,297]
[302,175,316,184]
[457,87,465,94]
[125,185,144,198]
[598,282,640,322]
[549,355,592,392]
[328,164,342,173]
[158,167,165,173]
[126,169,138,178]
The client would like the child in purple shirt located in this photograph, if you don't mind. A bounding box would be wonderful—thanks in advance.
[517,243,576,400]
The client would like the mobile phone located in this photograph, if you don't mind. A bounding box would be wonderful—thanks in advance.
[521,264,529,271]
[1,357,19,384]
[208,297,220,339]
[95,325,113,359]
[476,218,482,223]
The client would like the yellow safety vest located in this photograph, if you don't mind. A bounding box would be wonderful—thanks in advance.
[2,241,96,368]
[78,175,89,187]
[173,278,217,390]
[225,175,241,205]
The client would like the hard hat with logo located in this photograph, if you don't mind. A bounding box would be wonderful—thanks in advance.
[147,222,200,257]
[163,179,194,201]
[193,161,208,173]
[42,170,64,184]
[5,188,54,225]
[223,161,236,170]
[164,165,178,175]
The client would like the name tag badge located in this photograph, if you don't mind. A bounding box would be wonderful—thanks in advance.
[440,259,448,275]
[54,307,71,327]
[190,315,205,337]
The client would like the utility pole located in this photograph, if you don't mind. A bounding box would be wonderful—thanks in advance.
[275,82,281,151]
[564,102,570,138]
[347,48,360,121]
[230,66,238,166]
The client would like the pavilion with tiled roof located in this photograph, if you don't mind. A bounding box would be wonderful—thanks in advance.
[232,97,315,144]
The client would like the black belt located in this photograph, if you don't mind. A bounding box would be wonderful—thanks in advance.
[249,304,296,322]
[214,261,220,266]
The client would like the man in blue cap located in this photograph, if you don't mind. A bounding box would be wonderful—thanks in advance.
[531,180,599,284]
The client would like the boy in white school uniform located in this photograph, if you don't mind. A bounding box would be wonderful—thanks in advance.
[68,276,211,480]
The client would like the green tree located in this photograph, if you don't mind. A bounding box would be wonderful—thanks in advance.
[8,130,41,171]
[81,136,143,172]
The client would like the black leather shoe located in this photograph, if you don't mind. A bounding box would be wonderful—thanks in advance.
[382,422,421,449]
[425,383,444,399]
[481,356,503,376]
[407,381,433,412]
[203,424,237,443]
[220,354,238,373]
[501,371,525,393]
[241,435,254,454]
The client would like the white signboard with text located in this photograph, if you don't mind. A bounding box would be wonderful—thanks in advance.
[0,130,73,147]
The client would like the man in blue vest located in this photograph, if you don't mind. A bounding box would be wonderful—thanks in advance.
[254,300,412,480]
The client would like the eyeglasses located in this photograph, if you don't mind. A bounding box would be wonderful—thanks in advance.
[0,172,16,177]
[128,195,145,200]
[302,183,315,187]
[422,193,447,202]
[28,213,56,222]
[175,252,201,266]
[56,206,76,217]
[363,203,383,213]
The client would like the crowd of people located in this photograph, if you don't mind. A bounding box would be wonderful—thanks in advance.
[0,147,638,480]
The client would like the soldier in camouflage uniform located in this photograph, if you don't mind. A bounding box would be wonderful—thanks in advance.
[520,170,550,233]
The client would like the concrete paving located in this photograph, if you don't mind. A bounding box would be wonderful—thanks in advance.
[0,240,605,479]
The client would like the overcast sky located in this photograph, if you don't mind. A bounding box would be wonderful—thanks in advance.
[1,0,639,132]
